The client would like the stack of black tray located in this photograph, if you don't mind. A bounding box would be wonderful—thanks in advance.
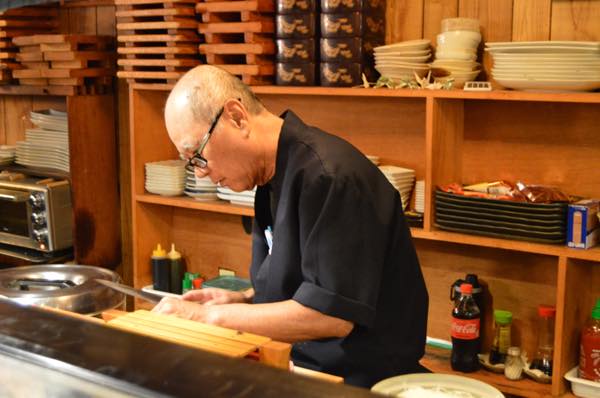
[435,189,567,244]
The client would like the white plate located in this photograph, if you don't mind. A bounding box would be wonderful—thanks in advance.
[486,46,600,54]
[217,186,256,197]
[486,40,600,49]
[374,39,431,53]
[184,191,219,201]
[371,373,504,398]
[492,71,600,80]
[494,77,600,91]
[374,54,432,63]
[216,192,255,204]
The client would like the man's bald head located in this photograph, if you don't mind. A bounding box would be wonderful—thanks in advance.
[165,65,264,129]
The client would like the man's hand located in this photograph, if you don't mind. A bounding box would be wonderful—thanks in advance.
[151,297,212,322]
[182,287,253,305]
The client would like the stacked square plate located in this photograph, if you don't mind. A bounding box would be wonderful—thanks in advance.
[216,186,256,207]
[15,109,69,172]
[0,145,16,166]
[374,39,431,81]
[486,41,600,91]
[145,160,186,196]
[415,180,425,213]
[379,165,415,210]
[366,154,380,166]
[184,167,218,201]
[435,189,567,244]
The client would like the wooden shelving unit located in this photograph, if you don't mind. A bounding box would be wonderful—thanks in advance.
[129,84,599,397]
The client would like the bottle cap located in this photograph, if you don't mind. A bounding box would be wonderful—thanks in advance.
[538,304,556,318]
[460,283,473,294]
[182,278,192,291]
[152,243,166,258]
[168,243,181,260]
[494,310,513,325]
[507,346,521,356]
[591,298,600,320]
[192,278,204,289]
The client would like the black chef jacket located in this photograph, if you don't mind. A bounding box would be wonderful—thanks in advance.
[250,111,429,387]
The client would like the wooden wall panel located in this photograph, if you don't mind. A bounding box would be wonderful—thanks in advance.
[3,98,32,144]
[512,0,552,41]
[423,0,459,48]
[386,0,425,43]
[551,0,600,41]
[96,6,116,36]
[68,7,98,34]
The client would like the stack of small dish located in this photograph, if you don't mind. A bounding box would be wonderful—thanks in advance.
[184,167,218,201]
[486,41,600,91]
[15,109,69,172]
[379,165,415,210]
[0,145,15,165]
[374,39,431,81]
[415,180,425,213]
[216,186,256,207]
[432,18,482,88]
[145,160,186,196]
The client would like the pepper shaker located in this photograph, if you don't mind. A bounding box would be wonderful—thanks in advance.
[504,346,525,380]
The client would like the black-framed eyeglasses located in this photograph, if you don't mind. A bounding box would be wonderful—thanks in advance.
[188,107,224,169]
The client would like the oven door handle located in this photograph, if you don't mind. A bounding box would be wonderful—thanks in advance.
[0,188,28,202]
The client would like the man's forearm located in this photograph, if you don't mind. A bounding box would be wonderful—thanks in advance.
[204,299,353,343]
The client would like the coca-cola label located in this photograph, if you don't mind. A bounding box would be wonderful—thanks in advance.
[451,318,480,340]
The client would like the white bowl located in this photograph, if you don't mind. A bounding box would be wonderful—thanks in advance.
[375,54,432,63]
[565,366,600,398]
[372,373,504,398]
[437,30,481,48]
[374,39,431,53]
[436,49,478,61]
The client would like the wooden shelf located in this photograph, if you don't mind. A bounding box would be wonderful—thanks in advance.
[411,229,600,262]
[421,346,552,398]
[129,83,600,104]
[0,85,79,96]
[136,194,254,216]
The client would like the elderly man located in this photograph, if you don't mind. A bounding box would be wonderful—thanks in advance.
[154,65,429,387]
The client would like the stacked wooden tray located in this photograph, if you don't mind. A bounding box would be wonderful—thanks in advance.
[197,0,275,85]
[435,189,568,244]
[0,4,59,84]
[116,0,202,84]
[12,35,114,94]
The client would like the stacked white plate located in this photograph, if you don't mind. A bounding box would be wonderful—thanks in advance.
[15,109,69,172]
[366,154,380,166]
[415,180,425,213]
[433,29,482,88]
[379,165,415,210]
[216,186,256,207]
[374,39,431,81]
[184,166,218,201]
[145,160,186,196]
[0,145,16,165]
[486,41,600,91]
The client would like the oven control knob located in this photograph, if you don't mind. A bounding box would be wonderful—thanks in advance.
[32,228,48,243]
[28,192,45,210]
[31,212,47,226]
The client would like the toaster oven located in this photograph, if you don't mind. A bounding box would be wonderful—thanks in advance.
[0,175,72,253]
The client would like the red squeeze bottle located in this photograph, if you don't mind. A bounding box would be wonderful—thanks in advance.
[451,283,481,372]
[580,299,600,381]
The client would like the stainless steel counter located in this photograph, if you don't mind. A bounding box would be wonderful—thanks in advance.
[0,299,381,397]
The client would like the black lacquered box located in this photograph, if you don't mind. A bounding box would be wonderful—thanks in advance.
[277,39,316,63]
[320,62,361,86]
[276,63,316,85]
[276,14,317,38]
[320,12,384,38]
[321,0,386,14]
[277,0,317,14]
[320,38,363,62]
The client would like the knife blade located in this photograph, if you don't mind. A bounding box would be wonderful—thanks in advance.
[95,279,166,304]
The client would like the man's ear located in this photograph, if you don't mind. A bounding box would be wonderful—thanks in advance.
[224,98,248,131]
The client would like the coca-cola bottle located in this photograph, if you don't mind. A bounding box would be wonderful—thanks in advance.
[451,283,481,372]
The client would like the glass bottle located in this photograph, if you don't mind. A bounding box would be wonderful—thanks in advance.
[504,346,525,380]
[579,298,600,381]
[489,310,512,364]
[530,304,556,376]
